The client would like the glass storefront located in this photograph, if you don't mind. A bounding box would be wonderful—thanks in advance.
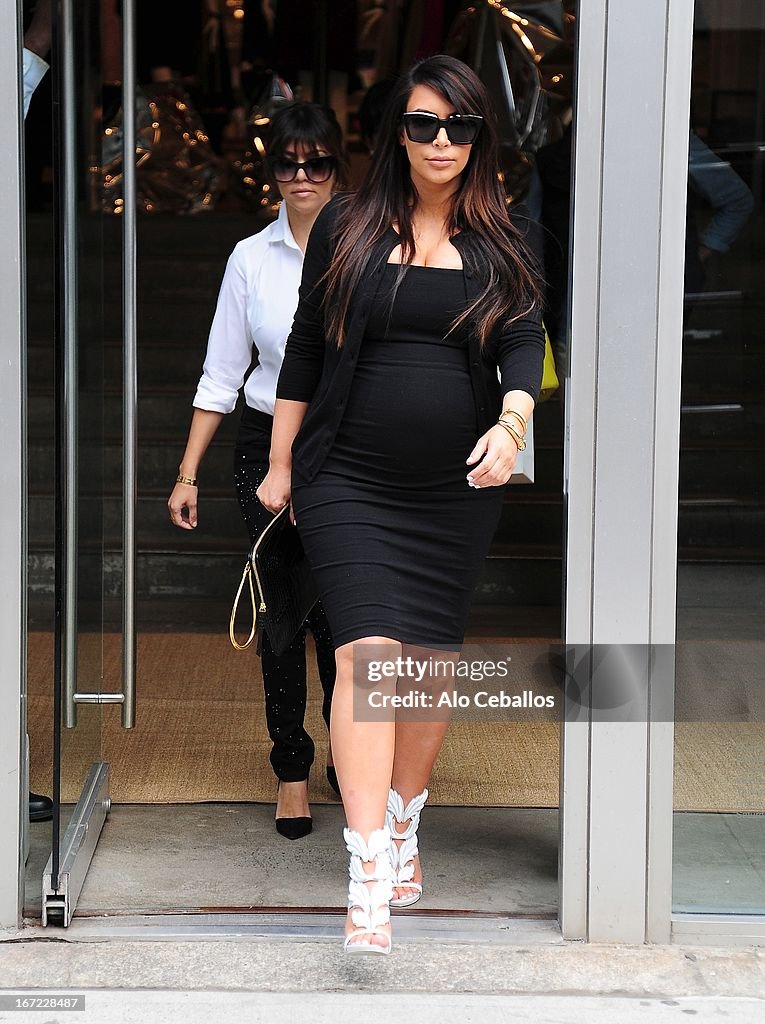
[19,0,575,927]
[2,0,763,944]
[673,0,765,916]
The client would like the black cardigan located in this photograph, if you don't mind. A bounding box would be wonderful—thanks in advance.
[275,195,546,482]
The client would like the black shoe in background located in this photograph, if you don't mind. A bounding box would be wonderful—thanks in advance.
[29,791,53,822]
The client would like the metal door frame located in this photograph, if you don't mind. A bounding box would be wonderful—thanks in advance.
[560,0,695,944]
[562,0,764,945]
[0,0,28,934]
[0,0,138,931]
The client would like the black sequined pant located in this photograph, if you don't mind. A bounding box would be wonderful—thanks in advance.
[234,408,336,782]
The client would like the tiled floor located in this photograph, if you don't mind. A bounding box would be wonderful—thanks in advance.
[24,804,559,918]
[24,802,765,920]
[23,576,765,922]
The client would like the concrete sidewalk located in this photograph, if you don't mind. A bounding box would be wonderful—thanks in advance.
[1,934,764,1022]
[0,991,763,1024]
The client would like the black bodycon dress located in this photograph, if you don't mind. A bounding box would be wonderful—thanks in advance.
[290,263,506,651]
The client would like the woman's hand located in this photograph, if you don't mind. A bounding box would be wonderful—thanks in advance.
[168,483,199,530]
[465,425,520,488]
[256,464,295,523]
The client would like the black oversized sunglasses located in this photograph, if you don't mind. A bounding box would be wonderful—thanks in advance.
[401,111,483,145]
[269,155,337,183]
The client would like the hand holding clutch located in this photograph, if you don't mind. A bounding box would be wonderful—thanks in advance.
[229,506,318,657]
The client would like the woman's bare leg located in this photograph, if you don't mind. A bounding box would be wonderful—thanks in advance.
[332,636,399,948]
[389,645,459,901]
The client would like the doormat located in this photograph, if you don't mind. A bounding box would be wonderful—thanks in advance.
[26,632,765,812]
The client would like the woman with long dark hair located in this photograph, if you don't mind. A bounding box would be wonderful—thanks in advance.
[257,56,545,952]
[168,102,348,839]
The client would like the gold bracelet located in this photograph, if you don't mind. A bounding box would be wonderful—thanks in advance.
[176,473,198,486]
[500,408,528,433]
[498,420,526,451]
[496,419,527,451]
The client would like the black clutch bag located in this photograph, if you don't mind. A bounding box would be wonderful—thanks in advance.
[229,505,319,657]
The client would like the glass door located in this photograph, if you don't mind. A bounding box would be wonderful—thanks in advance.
[23,0,574,926]
[26,0,128,925]
[672,0,765,918]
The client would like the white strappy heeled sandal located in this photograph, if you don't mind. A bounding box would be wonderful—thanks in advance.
[343,826,394,955]
[387,786,428,908]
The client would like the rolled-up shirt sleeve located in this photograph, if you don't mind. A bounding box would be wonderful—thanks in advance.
[22,48,49,119]
[688,132,754,254]
[193,245,253,414]
[275,198,336,402]
[496,307,546,402]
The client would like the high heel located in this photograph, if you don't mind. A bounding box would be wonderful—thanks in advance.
[274,780,312,840]
[387,787,428,908]
[343,826,394,955]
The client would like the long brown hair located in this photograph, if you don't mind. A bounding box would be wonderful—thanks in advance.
[324,54,542,348]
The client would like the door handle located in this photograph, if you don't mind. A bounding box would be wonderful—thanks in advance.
[61,0,79,730]
[121,0,137,729]
[66,2,137,729]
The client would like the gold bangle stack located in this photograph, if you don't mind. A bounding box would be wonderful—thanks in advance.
[500,408,528,434]
[176,473,198,486]
[497,408,528,451]
[496,419,526,451]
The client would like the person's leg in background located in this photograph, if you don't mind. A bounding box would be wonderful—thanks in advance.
[234,427,317,837]
[305,599,338,792]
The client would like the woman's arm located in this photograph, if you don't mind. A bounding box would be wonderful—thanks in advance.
[465,310,545,488]
[495,309,546,404]
[194,245,255,414]
[167,409,224,529]
[465,394,534,487]
[168,243,253,528]
[255,398,308,518]
[274,196,339,402]
[257,198,341,517]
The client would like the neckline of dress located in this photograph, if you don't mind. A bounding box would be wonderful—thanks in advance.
[385,262,463,272]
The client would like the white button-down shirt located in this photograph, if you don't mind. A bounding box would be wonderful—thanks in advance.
[23,47,49,118]
[193,201,304,416]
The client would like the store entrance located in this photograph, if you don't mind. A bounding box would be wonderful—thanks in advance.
[23,0,572,925]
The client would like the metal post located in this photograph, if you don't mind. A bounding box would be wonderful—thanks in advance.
[562,0,694,943]
[59,0,79,733]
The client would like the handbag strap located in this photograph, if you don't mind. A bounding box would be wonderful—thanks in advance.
[229,560,258,651]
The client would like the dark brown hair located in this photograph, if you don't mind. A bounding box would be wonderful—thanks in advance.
[266,101,349,190]
[324,54,541,348]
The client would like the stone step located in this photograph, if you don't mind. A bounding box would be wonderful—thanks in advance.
[680,401,765,441]
[28,430,765,501]
[29,386,765,450]
[27,335,765,391]
[26,418,765,508]
[27,339,212,387]
[678,499,765,553]
[27,490,765,557]
[27,492,567,551]
[26,436,567,495]
[27,391,567,444]
[26,548,565,609]
[678,441,765,496]
[26,209,267,257]
[26,538,764,630]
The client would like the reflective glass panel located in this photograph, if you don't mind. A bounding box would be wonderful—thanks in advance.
[673,0,765,915]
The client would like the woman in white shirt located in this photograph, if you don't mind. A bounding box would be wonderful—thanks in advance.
[168,103,347,839]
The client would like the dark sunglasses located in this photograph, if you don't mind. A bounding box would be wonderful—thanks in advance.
[269,155,337,183]
[401,112,483,145]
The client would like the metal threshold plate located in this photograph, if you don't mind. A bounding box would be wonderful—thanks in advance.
[24,910,563,945]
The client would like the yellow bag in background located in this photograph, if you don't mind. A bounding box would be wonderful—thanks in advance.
[538,327,560,402]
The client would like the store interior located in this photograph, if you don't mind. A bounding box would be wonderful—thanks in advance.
[20,0,764,923]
